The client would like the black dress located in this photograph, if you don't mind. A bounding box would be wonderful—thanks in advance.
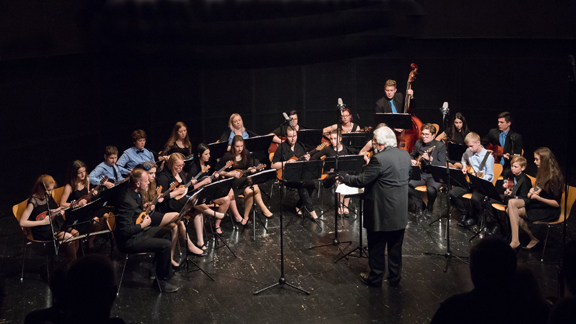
[216,152,256,195]
[445,128,467,145]
[28,196,62,241]
[526,189,561,222]
[163,143,192,157]
[156,168,187,220]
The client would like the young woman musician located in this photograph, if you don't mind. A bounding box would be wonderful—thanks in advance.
[435,112,471,145]
[322,108,361,136]
[189,144,244,234]
[219,113,255,150]
[507,147,564,250]
[20,175,79,262]
[162,121,192,159]
[156,153,223,254]
[216,135,273,225]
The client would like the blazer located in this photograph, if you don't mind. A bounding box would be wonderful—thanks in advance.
[375,93,405,113]
[512,172,531,199]
[482,128,523,156]
[410,139,447,171]
[113,187,145,247]
[343,146,411,232]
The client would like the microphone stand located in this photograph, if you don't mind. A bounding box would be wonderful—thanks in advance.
[423,104,467,272]
[43,184,59,256]
[254,118,309,295]
[308,101,352,259]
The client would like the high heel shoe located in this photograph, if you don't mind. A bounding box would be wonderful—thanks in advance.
[187,244,207,257]
[193,241,208,251]
[203,210,225,219]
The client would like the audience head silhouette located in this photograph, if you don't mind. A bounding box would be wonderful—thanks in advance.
[469,237,517,291]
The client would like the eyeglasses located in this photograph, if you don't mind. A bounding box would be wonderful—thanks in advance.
[421,133,432,137]
[175,164,185,168]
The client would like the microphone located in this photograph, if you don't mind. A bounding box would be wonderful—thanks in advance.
[337,98,346,111]
[440,102,449,115]
[282,112,292,122]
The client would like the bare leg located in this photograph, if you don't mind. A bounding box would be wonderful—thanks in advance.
[253,185,272,217]
[193,213,205,249]
[507,199,526,249]
[166,223,179,267]
[214,196,230,234]
[177,220,203,255]
[519,218,539,248]
[243,188,254,224]
[343,196,350,214]
[227,189,243,222]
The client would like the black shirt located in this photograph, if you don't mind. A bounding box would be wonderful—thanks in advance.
[272,141,307,163]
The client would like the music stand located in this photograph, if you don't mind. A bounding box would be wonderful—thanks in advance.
[411,165,422,181]
[341,132,371,149]
[374,113,413,130]
[297,129,323,150]
[59,198,110,251]
[243,135,274,153]
[334,187,368,263]
[245,169,278,241]
[447,142,467,162]
[208,141,229,160]
[194,177,237,258]
[467,174,503,241]
[320,154,364,219]
[429,165,470,189]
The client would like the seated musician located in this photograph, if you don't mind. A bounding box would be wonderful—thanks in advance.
[219,113,256,150]
[322,108,361,135]
[435,112,471,145]
[113,169,180,292]
[375,79,414,113]
[189,143,244,234]
[61,160,106,250]
[160,121,192,161]
[449,132,494,227]
[89,146,129,188]
[312,130,357,216]
[117,129,157,170]
[408,123,447,217]
[501,156,531,202]
[269,110,306,144]
[20,175,79,263]
[217,136,273,225]
[507,147,564,250]
[271,127,319,220]
[156,154,219,256]
[482,111,523,178]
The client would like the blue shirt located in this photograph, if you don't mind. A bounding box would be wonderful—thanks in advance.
[117,147,155,170]
[461,148,494,182]
[228,130,249,145]
[89,161,129,185]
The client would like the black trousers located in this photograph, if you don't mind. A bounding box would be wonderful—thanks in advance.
[119,227,172,280]
[366,229,405,285]
[409,172,442,212]
[286,180,316,212]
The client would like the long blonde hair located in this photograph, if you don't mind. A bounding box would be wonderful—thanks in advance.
[31,174,56,198]
[228,113,245,132]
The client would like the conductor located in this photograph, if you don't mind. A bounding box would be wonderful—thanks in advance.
[340,126,411,287]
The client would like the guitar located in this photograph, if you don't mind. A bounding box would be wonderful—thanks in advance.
[71,176,109,207]
[484,143,504,164]
[175,165,211,201]
[135,182,178,225]
[416,146,436,169]
[277,142,329,180]
[466,164,485,180]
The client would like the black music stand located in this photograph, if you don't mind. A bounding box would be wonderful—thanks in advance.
[429,165,470,189]
[411,165,422,181]
[374,113,413,130]
[467,174,503,241]
[98,180,129,206]
[297,129,323,150]
[177,188,215,281]
[282,160,323,227]
[194,177,237,258]
[447,142,467,162]
[245,169,277,241]
[208,141,229,161]
[243,135,274,153]
[341,133,371,149]
[320,155,365,218]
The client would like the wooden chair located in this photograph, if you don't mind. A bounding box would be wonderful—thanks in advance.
[13,199,53,282]
[462,162,502,200]
[51,186,66,206]
[534,185,576,262]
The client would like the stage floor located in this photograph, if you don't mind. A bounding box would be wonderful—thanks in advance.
[0,186,571,323]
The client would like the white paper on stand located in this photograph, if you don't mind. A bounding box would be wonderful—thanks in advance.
[336,183,364,195]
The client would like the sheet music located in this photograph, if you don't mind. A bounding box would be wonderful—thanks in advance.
[336,183,364,195]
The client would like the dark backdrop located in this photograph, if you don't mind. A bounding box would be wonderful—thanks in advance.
[1,0,576,212]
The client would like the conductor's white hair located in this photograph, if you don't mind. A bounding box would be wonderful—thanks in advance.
[374,126,397,148]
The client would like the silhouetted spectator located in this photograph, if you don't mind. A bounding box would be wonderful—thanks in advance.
[548,240,576,324]
[25,264,71,324]
[431,237,549,324]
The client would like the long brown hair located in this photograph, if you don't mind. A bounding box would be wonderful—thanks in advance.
[67,160,89,191]
[141,161,158,203]
[230,135,250,167]
[534,147,564,197]
[448,112,470,140]
[31,174,56,198]
[164,121,191,152]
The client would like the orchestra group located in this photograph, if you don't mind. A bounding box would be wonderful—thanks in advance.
[19,77,565,293]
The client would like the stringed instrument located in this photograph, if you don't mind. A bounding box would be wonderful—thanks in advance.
[268,137,286,154]
[466,164,485,180]
[175,165,211,200]
[484,143,504,164]
[205,160,234,182]
[35,207,67,221]
[503,177,515,196]
[416,146,436,169]
[233,164,266,177]
[71,176,109,206]
[136,182,178,225]
[277,142,329,180]
[397,63,424,153]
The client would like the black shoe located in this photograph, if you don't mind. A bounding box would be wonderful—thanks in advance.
[153,279,180,293]
[359,273,381,288]
[188,246,207,257]
[464,217,477,227]
[149,270,156,280]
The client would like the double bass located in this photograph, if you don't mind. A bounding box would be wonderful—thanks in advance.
[396,63,423,153]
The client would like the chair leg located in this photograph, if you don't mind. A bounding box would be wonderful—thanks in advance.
[540,225,551,262]
[21,238,28,282]
[117,254,129,296]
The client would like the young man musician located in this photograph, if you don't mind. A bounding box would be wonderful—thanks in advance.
[271,127,319,220]
[117,129,156,170]
[113,169,180,293]
[481,111,523,178]
[450,132,495,227]
[408,124,446,217]
[269,110,306,144]
[89,146,129,188]
[375,79,414,113]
